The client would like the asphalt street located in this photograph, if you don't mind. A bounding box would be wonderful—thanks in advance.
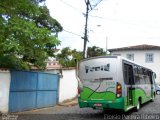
[1,95,160,120]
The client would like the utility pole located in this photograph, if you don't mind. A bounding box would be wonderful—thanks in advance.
[82,0,103,58]
[83,0,90,58]
[106,36,108,55]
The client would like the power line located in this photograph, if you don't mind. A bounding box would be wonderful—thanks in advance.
[58,0,139,27]
[63,29,82,37]
[57,0,106,57]
[89,0,103,10]
[89,15,160,29]
[89,15,104,19]
[63,28,94,45]
[59,0,84,14]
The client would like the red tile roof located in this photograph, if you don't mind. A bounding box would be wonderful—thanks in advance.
[108,44,160,52]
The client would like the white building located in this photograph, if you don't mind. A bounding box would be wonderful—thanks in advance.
[108,44,160,84]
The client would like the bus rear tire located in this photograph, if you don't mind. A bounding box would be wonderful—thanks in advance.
[135,99,141,112]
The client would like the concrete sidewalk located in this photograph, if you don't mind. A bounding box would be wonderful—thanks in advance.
[58,98,78,107]
[15,98,78,114]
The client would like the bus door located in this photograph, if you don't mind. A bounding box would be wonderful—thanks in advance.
[151,72,156,94]
[124,63,134,106]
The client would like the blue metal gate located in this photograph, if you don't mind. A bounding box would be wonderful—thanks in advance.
[9,70,59,112]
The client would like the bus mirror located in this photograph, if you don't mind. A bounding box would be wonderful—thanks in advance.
[154,73,157,79]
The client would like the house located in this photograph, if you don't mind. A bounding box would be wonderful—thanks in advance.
[46,60,61,70]
[108,44,160,83]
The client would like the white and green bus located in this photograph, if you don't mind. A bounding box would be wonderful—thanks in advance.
[76,56,156,112]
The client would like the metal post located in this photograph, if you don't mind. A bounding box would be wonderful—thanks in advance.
[106,36,108,55]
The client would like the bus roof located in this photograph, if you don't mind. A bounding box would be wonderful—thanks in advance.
[80,56,154,72]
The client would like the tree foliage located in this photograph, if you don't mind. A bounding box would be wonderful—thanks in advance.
[56,47,83,68]
[87,46,106,58]
[0,0,63,70]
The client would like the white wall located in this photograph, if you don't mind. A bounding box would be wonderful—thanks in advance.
[59,69,78,102]
[0,69,77,112]
[0,71,11,113]
[111,50,160,83]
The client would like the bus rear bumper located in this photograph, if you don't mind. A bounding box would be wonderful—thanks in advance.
[78,97,125,110]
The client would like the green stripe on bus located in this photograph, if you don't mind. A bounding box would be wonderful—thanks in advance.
[80,87,116,100]
[132,88,151,104]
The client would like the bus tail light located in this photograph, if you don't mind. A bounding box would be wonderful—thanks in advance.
[116,82,122,98]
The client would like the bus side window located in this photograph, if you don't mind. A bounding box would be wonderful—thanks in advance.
[134,65,140,84]
[138,67,145,84]
[141,70,150,84]
[144,75,150,84]
[146,71,151,84]
[139,75,144,84]
[124,65,128,84]
[148,71,153,84]
[138,67,142,74]
[152,73,156,84]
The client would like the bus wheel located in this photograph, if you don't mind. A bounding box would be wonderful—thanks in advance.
[135,99,141,111]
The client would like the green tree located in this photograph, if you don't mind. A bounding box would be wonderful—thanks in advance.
[87,46,106,58]
[56,47,83,68]
[0,0,63,70]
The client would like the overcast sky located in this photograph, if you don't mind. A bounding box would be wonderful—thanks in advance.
[46,0,160,51]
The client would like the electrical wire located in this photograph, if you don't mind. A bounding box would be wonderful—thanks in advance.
[59,0,84,14]
[63,29,83,37]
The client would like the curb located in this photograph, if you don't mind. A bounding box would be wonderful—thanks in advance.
[58,99,78,107]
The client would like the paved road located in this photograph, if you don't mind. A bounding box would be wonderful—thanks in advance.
[1,95,160,120]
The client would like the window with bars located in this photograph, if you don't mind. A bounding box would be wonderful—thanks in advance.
[126,54,134,61]
[145,53,154,63]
